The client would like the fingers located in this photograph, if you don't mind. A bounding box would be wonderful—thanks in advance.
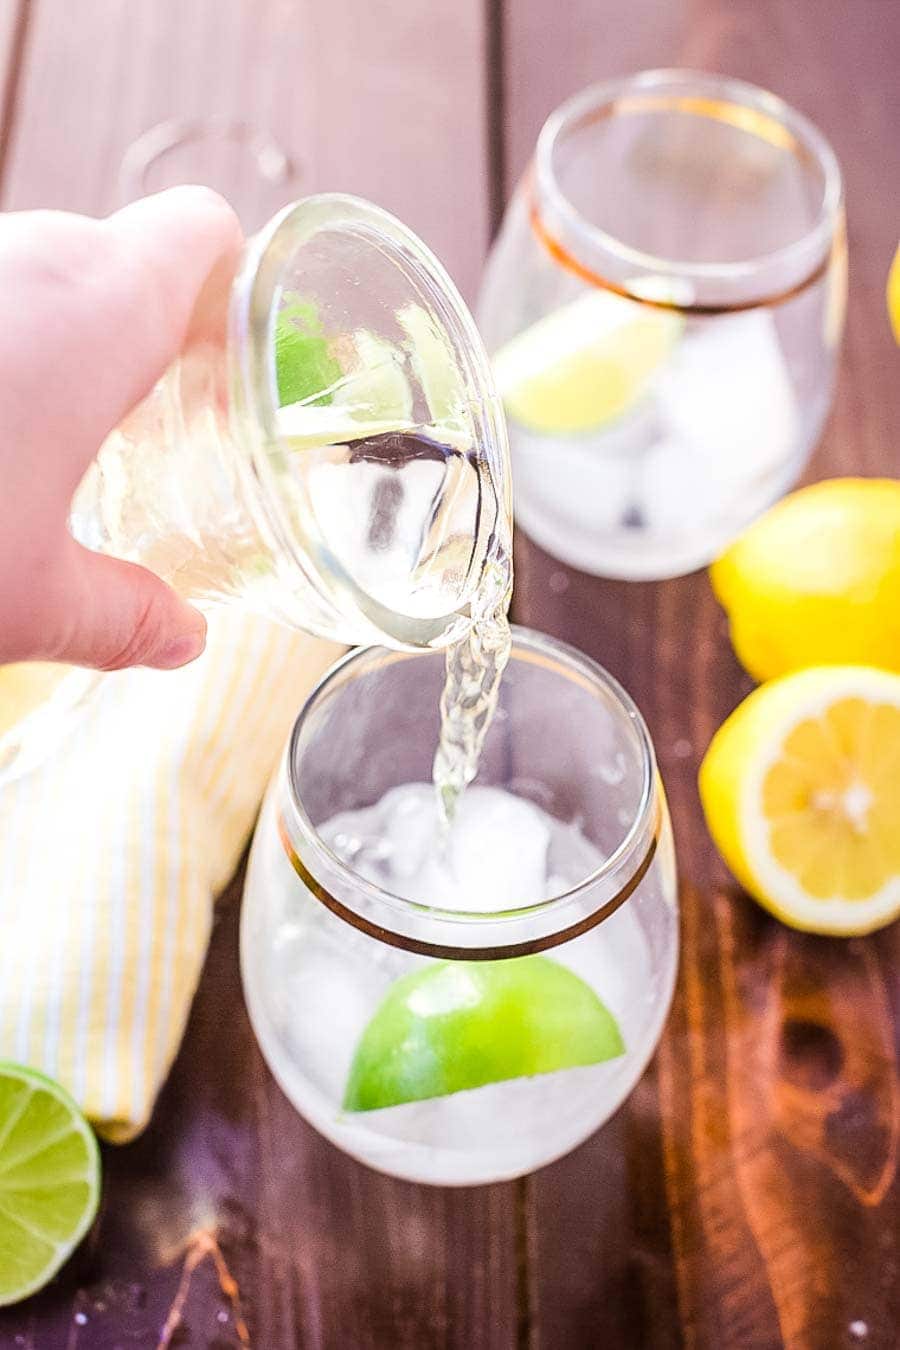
[104,187,244,410]
[30,542,208,672]
[0,188,244,497]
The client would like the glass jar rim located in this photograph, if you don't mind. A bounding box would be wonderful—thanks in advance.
[228,192,512,650]
[533,68,844,309]
[279,626,661,955]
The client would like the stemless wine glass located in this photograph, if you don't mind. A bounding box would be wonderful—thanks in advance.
[241,627,678,1185]
[478,70,846,579]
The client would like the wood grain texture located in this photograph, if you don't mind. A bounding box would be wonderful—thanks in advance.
[0,0,898,1346]
[0,0,492,299]
[0,0,26,168]
[505,2,900,1346]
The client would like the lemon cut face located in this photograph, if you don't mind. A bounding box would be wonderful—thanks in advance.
[699,666,900,935]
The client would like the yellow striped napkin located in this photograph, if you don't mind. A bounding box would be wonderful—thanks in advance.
[0,614,343,1142]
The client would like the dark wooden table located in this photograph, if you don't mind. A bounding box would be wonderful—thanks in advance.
[1,2,898,1346]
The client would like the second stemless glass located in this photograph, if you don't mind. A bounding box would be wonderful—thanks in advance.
[479,70,846,579]
[241,628,678,1185]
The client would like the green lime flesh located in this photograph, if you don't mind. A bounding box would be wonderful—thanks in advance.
[0,1063,101,1307]
[343,956,625,1113]
[275,299,342,407]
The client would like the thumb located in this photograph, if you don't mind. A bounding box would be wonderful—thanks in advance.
[47,542,207,671]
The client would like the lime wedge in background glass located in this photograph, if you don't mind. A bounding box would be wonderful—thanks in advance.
[492,290,682,434]
[274,299,343,408]
[343,956,624,1112]
[0,1064,101,1307]
[333,330,414,424]
[398,302,466,425]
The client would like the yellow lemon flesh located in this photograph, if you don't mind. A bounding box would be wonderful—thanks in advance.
[887,244,900,343]
[711,478,900,682]
[699,665,900,935]
[492,290,681,434]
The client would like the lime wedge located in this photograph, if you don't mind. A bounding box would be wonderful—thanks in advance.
[333,330,414,424]
[276,402,415,450]
[274,299,343,408]
[493,290,681,434]
[398,303,466,425]
[0,1063,101,1307]
[343,956,624,1112]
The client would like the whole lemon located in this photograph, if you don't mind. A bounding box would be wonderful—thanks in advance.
[888,243,900,343]
[710,478,900,682]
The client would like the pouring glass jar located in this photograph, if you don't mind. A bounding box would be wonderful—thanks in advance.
[1,196,513,782]
[72,193,513,650]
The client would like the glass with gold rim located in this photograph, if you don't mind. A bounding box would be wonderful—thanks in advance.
[240,627,678,1185]
[478,69,846,579]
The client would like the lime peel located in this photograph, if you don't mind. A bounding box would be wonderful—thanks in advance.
[0,1063,101,1307]
[343,956,624,1112]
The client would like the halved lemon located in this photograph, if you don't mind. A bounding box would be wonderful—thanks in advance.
[699,666,900,935]
[492,290,681,434]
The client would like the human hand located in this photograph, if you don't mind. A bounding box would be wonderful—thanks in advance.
[0,187,243,670]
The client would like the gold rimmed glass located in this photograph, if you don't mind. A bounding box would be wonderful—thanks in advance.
[479,69,846,579]
[240,628,678,1185]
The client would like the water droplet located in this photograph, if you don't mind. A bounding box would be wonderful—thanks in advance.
[74,1312,88,1325]
[672,738,692,759]
[217,1309,229,1324]
[597,752,627,786]
[849,1322,868,1341]
[548,571,570,594]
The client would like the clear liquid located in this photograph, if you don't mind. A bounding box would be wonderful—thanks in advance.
[432,563,512,824]
[242,782,677,1184]
[73,315,511,650]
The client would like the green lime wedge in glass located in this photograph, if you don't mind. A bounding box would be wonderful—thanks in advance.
[343,956,624,1112]
[0,1063,101,1306]
[274,298,343,407]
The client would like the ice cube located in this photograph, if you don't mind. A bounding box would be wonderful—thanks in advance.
[440,786,551,911]
[637,435,747,532]
[513,421,642,537]
[656,310,797,484]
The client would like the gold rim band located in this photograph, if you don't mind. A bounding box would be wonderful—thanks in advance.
[278,813,659,961]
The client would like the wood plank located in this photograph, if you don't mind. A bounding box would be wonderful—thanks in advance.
[0,871,521,1350]
[0,0,27,175]
[0,2,516,1347]
[504,2,900,1346]
[1,0,492,300]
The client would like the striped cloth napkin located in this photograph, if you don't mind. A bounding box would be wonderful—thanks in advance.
[0,614,343,1142]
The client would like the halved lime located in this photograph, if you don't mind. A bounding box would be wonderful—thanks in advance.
[0,1063,101,1306]
[492,290,681,434]
[343,956,624,1112]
